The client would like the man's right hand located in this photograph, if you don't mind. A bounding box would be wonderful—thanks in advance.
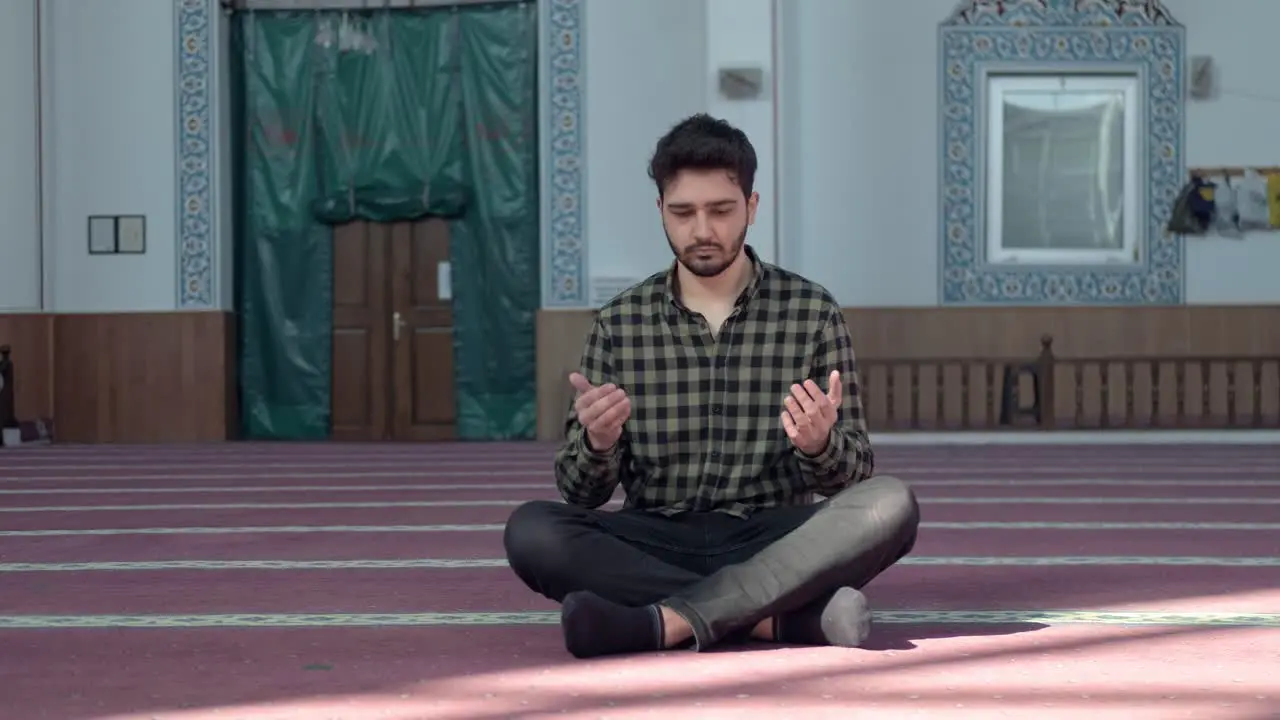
[569,372,631,452]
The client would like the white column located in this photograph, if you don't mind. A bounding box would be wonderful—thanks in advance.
[706,0,778,265]
[0,0,42,311]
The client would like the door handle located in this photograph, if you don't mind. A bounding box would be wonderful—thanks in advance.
[392,311,407,341]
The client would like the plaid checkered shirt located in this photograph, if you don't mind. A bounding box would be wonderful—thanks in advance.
[554,245,875,517]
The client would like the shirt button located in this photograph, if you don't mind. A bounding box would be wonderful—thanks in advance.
[712,405,723,414]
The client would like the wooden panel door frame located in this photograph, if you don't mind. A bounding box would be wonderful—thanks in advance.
[331,222,393,441]
[389,219,457,441]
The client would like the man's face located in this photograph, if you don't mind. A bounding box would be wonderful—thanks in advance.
[658,169,758,278]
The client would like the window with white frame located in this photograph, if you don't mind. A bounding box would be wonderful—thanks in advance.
[984,73,1141,266]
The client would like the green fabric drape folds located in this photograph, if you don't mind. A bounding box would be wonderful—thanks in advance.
[310,12,469,224]
[452,9,540,439]
[232,5,539,440]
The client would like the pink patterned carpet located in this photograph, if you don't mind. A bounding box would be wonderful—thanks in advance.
[1,441,1278,719]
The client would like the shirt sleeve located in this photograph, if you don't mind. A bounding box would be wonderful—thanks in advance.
[553,315,626,508]
[794,306,875,496]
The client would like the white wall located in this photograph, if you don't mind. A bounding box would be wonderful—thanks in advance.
[217,8,234,312]
[706,0,776,267]
[0,1,41,312]
[40,0,177,312]
[778,0,944,307]
[1173,0,1280,304]
[776,0,1280,307]
[579,0,707,288]
[581,0,781,295]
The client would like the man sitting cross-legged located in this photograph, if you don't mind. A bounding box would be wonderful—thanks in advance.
[503,113,920,659]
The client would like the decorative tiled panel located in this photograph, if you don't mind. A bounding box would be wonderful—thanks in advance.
[176,0,216,309]
[938,0,1186,305]
[543,0,587,307]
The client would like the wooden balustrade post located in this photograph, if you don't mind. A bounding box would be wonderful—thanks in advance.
[1036,335,1056,429]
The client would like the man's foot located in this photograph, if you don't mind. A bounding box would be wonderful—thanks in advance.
[560,591,664,659]
[775,586,872,648]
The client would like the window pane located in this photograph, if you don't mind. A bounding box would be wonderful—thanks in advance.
[1000,89,1126,251]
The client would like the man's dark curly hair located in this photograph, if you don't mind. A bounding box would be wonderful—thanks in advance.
[647,114,757,199]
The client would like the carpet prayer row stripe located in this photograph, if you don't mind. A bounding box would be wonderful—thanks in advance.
[4,527,1272,563]
[6,468,1280,482]
[0,471,542,483]
[5,440,1267,448]
[3,496,1278,513]
[4,487,1274,507]
[6,465,1268,477]
[3,520,1275,537]
[4,479,1280,493]
[5,459,1276,471]
[3,556,1276,572]
[1,461,573,471]
[13,566,1273,616]
[2,610,1276,628]
[3,503,1273,527]
[3,456,1270,468]
[2,446,1268,456]
[8,470,1280,484]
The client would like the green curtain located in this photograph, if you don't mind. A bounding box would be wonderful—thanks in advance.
[233,12,332,440]
[452,9,540,438]
[231,5,539,440]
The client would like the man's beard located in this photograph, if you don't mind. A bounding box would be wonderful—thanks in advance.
[665,225,747,278]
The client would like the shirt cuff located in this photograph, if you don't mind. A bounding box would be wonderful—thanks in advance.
[577,428,620,463]
[794,427,844,473]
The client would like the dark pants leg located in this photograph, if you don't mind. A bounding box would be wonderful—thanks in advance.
[663,475,920,649]
[503,475,919,649]
[503,500,714,607]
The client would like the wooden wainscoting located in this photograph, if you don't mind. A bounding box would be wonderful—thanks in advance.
[52,312,237,443]
[535,306,1280,440]
[0,313,54,422]
[0,311,236,444]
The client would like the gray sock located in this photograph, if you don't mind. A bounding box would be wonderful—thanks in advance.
[776,587,872,647]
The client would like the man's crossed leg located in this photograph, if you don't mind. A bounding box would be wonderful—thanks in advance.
[503,475,920,658]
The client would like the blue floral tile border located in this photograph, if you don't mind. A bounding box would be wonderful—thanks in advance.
[938,0,1186,305]
[177,0,215,309]
[542,0,587,307]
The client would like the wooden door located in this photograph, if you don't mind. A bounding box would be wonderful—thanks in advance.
[389,219,457,440]
[331,222,392,440]
[330,219,457,441]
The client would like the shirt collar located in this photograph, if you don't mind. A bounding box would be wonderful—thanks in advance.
[660,243,766,313]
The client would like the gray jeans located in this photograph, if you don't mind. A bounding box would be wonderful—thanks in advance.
[503,475,920,650]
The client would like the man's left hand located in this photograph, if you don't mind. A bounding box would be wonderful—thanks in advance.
[780,370,843,456]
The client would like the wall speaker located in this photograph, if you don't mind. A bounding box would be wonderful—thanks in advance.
[1189,56,1215,100]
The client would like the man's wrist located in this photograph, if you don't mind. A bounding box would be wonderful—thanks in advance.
[796,438,828,457]
[795,427,842,468]
[580,429,618,459]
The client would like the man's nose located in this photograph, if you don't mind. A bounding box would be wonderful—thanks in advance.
[692,212,713,239]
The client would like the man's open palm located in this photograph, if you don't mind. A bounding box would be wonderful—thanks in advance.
[570,372,631,451]
[781,370,842,455]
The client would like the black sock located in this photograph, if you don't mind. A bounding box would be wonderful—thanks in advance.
[775,587,872,648]
[723,625,755,645]
[560,591,664,659]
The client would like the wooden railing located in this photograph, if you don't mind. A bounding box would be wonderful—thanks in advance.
[857,336,1280,431]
